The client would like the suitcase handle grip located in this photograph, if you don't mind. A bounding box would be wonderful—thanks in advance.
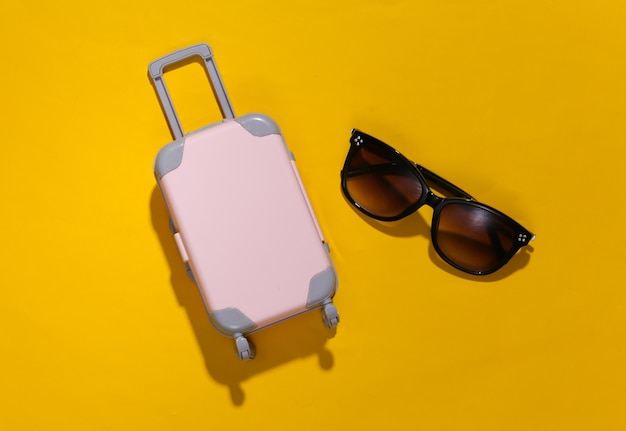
[149,43,235,139]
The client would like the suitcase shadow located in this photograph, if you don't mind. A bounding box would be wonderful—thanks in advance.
[150,187,336,405]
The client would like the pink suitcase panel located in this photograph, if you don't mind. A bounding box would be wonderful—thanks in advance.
[160,118,334,328]
[149,43,339,360]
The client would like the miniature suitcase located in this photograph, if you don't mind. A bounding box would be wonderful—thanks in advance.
[148,43,339,360]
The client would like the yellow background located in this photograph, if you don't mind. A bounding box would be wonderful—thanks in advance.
[1,1,625,429]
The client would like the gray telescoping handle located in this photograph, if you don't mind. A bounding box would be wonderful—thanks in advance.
[148,43,235,139]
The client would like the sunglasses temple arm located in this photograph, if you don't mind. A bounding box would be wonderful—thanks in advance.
[344,161,475,201]
[415,164,474,199]
[344,163,408,178]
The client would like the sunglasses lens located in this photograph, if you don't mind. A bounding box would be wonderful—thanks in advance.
[435,202,517,273]
[344,142,423,218]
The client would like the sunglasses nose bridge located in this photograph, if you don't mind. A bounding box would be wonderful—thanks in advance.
[424,191,443,209]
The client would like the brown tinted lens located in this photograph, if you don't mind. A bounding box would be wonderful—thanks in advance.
[435,203,517,272]
[344,142,423,218]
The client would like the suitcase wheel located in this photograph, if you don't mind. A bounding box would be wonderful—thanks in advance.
[322,303,340,330]
[234,335,256,361]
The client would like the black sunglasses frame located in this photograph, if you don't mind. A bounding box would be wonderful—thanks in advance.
[340,129,535,275]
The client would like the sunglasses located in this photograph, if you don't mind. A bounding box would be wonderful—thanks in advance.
[340,129,535,275]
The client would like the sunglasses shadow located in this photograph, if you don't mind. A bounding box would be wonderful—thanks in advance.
[342,194,534,282]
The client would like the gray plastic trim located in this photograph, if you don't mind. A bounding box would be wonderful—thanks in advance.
[235,113,282,137]
[306,266,337,308]
[154,139,184,179]
[148,43,235,140]
[210,308,257,336]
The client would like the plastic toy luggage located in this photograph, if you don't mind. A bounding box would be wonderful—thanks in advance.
[148,43,339,360]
